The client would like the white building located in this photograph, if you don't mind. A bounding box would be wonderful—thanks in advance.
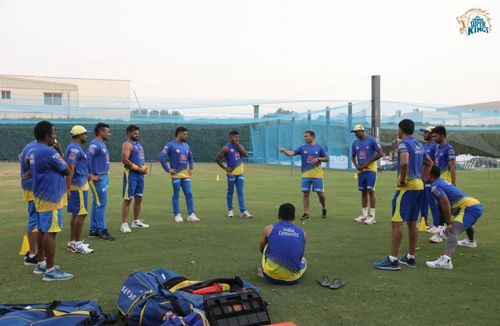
[0,74,131,120]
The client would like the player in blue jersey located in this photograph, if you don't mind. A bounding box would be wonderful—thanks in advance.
[65,125,94,254]
[425,166,483,269]
[279,130,329,221]
[120,125,150,233]
[30,121,73,281]
[19,140,39,265]
[159,126,200,223]
[257,203,307,285]
[375,119,433,270]
[432,126,456,185]
[215,130,252,219]
[418,126,441,235]
[351,124,384,225]
[429,126,457,243]
[87,123,114,240]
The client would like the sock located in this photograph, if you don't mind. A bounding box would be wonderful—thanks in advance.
[369,208,376,218]
[362,207,368,217]
[407,253,415,259]
[38,260,47,267]
[29,253,37,259]
[46,267,55,273]
[389,255,398,262]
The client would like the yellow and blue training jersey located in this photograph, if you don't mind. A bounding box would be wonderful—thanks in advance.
[30,143,68,212]
[265,221,305,274]
[351,136,382,172]
[431,178,480,213]
[159,140,194,179]
[397,136,427,190]
[224,143,244,176]
[434,143,456,182]
[125,140,145,176]
[19,140,36,201]
[293,144,327,178]
[65,142,89,191]
[87,138,110,175]
[423,142,437,161]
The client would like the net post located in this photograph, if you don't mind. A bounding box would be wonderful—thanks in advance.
[276,119,281,165]
[371,75,381,140]
[325,106,331,169]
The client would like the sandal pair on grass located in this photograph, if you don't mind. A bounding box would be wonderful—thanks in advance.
[317,276,346,290]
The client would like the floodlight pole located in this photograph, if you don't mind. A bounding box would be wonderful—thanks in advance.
[348,102,353,170]
[371,75,381,140]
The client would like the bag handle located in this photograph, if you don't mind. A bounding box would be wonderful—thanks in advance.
[177,277,244,292]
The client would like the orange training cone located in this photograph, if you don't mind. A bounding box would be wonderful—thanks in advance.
[19,234,29,255]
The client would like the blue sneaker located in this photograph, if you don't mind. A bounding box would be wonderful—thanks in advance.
[399,255,416,268]
[374,256,401,270]
[42,269,73,281]
[33,264,60,275]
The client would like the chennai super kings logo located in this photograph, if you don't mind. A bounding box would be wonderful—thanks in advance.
[457,9,492,36]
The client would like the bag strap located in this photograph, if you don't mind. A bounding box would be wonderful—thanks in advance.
[177,277,244,292]
[162,276,189,289]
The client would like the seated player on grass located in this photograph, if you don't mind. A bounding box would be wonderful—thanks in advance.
[425,165,484,270]
[258,203,307,285]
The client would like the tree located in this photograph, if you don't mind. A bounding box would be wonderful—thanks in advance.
[262,107,296,118]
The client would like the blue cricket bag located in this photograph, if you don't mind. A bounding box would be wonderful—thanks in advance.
[117,268,195,326]
[0,300,116,326]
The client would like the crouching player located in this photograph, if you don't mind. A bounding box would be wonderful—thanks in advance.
[258,203,307,285]
[425,166,484,269]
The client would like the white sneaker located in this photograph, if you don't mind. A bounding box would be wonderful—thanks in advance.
[426,255,453,269]
[174,214,184,223]
[436,226,448,240]
[66,241,78,253]
[353,215,367,223]
[132,219,150,228]
[429,233,443,243]
[364,215,376,225]
[120,223,132,233]
[75,241,94,254]
[427,226,439,234]
[227,210,234,218]
[241,211,253,219]
[187,213,200,223]
[458,238,477,248]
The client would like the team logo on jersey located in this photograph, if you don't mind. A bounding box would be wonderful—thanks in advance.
[230,148,234,152]
[180,154,187,161]
[457,8,492,36]
[303,151,308,154]
[176,149,180,153]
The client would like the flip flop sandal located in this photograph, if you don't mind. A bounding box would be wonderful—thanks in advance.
[317,276,331,287]
[330,278,346,290]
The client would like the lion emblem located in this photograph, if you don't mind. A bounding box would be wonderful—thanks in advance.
[457,8,492,35]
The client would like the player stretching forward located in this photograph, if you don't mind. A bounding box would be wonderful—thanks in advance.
[159,127,200,223]
[279,130,329,220]
[121,125,149,233]
[351,124,384,225]
[65,125,94,254]
[215,130,252,219]
[426,166,483,269]
[374,119,433,270]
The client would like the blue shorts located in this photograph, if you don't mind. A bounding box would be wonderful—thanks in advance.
[454,204,483,229]
[301,178,324,193]
[27,201,38,232]
[67,190,88,215]
[37,209,63,233]
[391,190,423,222]
[358,171,377,191]
[123,170,144,200]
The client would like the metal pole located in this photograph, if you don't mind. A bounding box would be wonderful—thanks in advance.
[276,119,281,165]
[325,107,331,169]
[307,109,312,130]
[291,116,295,173]
[371,75,381,140]
[348,102,353,170]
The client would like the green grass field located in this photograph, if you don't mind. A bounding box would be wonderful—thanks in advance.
[1,162,499,325]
